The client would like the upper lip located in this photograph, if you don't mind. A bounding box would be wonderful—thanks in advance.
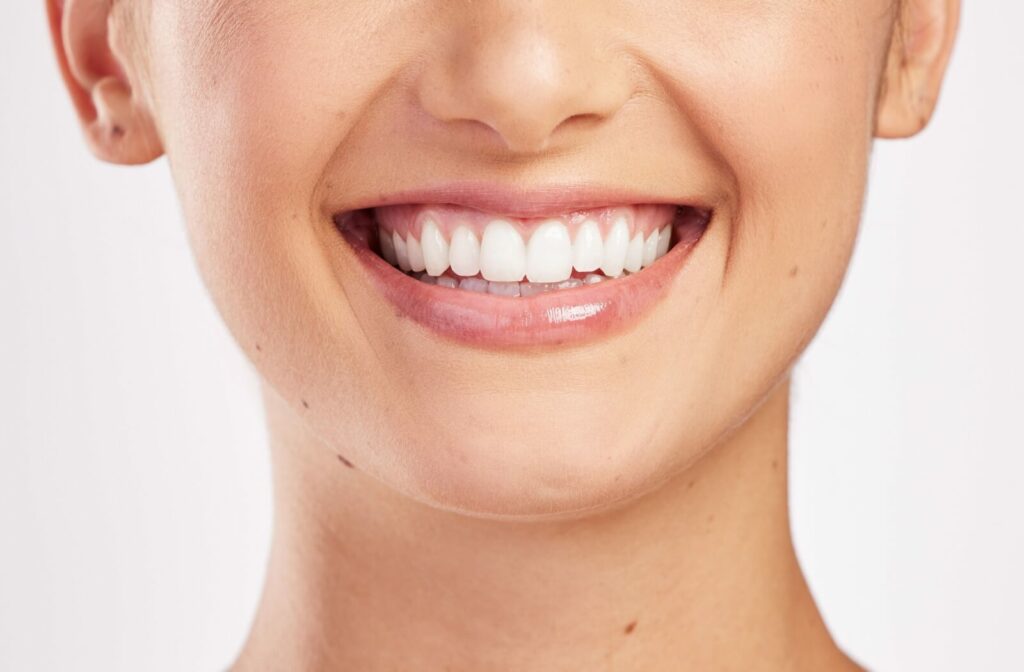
[325,180,714,220]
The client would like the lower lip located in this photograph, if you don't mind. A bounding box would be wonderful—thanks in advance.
[335,209,710,349]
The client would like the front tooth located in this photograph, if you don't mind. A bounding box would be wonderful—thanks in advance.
[624,232,644,272]
[406,234,426,272]
[479,219,526,282]
[572,219,603,273]
[449,226,480,277]
[393,231,412,272]
[642,230,659,268]
[526,220,573,282]
[420,218,450,277]
[600,217,629,277]
[378,228,398,266]
[656,225,671,257]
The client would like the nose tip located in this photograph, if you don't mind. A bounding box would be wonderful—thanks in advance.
[417,16,635,154]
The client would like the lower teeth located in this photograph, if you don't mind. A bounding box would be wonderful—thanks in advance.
[408,271,630,296]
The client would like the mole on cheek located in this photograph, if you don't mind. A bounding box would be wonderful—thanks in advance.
[624,620,637,635]
[788,265,799,278]
[337,454,355,469]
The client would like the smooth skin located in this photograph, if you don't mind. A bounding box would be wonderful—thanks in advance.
[48,0,959,669]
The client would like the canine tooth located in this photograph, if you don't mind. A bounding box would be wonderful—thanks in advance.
[449,226,480,277]
[624,232,644,272]
[459,277,489,293]
[393,231,411,272]
[656,225,671,257]
[437,276,459,288]
[407,235,426,272]
[379,228,398,266]
[600,217,629,277]
[526,220,573,283]
[572,219,603,273]
[479,219,526,282]
[420,219,450,276]
[488,281,521,297]
[642,230,659,268]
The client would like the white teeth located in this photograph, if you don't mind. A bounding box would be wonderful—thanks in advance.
[449,226,480,277]
[383,215,678,284]
[406,234,426,272]
[642,229,659,268]
[479,219,526,282]
[572,219,603,273]
[379,229,398,266]
[393,230,412,272]
[420,218,450,277]
[600,217,629,277]
[657,225,671,257]
[526,220,573,283]
[624,232,644,273]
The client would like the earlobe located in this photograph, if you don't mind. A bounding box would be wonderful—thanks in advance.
[875,0,961,139]
[46,0,163,165]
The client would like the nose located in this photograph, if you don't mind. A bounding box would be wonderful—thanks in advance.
[416,4,636,154]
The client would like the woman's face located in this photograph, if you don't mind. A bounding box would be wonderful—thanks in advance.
[106,0,913,517]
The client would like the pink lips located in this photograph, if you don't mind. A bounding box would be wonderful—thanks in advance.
[334,198,711,348]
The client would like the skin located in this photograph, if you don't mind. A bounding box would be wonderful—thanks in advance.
[48,0,959,669]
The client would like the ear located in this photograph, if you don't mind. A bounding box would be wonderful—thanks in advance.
[46,0,163,164]
[875,0,960,139]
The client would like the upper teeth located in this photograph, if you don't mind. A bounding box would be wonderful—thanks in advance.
[379,218,671,283]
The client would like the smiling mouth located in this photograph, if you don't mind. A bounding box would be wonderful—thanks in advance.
[332,199,712,348]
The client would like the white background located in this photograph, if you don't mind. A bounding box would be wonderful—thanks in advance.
[2,3,1021,671]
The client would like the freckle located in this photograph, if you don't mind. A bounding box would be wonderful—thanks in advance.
[302,399,310,409]
[255,343,262,352]
[771,459,779,470]
[706,514,715,524]
[624,621,637,635]
[112,125,125,138]
[337,454,355,469]
[687,480,696,490]
[618,354,628,366]
[789,265,798,278]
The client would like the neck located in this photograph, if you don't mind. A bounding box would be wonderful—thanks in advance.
[234,377,852,671]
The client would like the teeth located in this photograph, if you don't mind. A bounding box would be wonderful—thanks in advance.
[657,225,671,257]
[624,232,644,273]
[406,234,426,273]
[379,229,398,266]
[479,219,526,282]
[600,217,629,277]
[488,281,521,297]
[449,226,480,277]
[642,229,659,268]
[379,215,679,290]
[393,230,412,272]
[420,218,450,277]
[459,277,488,293]
[526,220,573,283]
[572,219,603,273]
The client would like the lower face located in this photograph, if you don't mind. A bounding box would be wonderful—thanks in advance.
[147,1,892,518]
